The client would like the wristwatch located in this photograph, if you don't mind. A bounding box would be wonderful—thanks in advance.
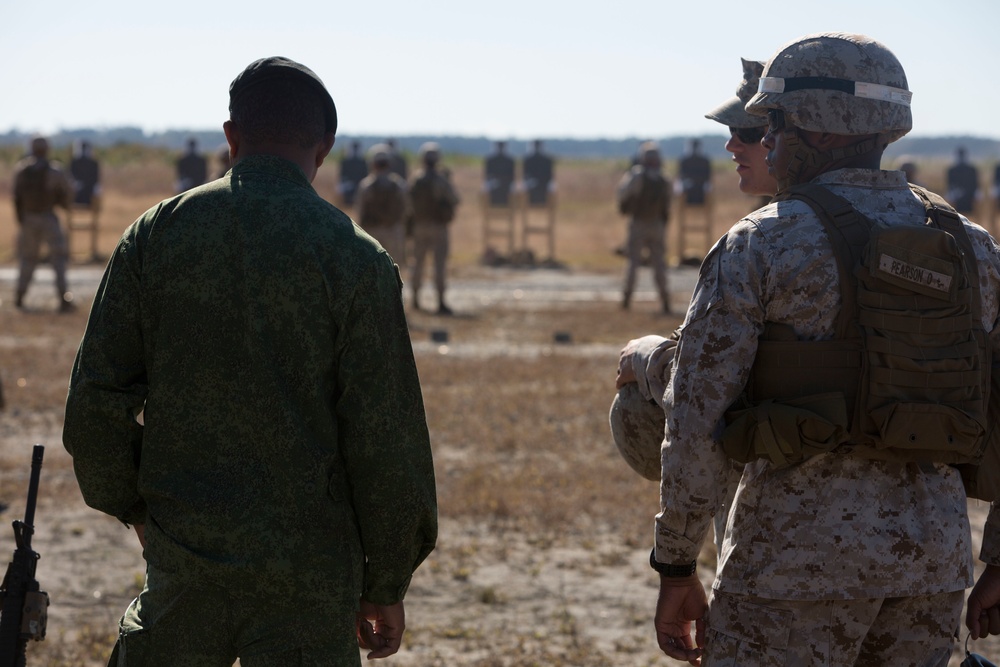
[649,548,697,577]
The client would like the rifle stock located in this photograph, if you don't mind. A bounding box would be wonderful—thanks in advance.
[0,445,48,667]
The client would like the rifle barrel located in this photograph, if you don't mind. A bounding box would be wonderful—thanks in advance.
[21,446,43,543]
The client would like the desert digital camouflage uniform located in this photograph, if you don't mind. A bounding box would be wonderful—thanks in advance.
[409,144,459,313]
[617,144,671,313]
[627,167,1000,664]
[63,154,437,665]
[12,141,73,310]
[355,156,409,263]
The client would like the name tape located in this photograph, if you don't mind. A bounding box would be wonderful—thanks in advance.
[878,253,952,292]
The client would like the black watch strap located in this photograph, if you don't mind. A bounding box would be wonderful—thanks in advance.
[649,548,697,577]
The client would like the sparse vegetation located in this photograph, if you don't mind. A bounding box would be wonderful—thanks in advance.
[0,149,991,665]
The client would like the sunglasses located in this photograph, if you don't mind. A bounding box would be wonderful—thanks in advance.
[729,126,766,144]
[767,109,786,133]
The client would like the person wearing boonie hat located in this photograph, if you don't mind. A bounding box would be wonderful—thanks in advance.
[354,143,410,263]
[608,58,771,577]
[64,56,437,665]
[615,33,1000,665]
[704,58,776,207]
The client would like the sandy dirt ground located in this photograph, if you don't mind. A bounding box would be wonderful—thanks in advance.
[1,263,997,667]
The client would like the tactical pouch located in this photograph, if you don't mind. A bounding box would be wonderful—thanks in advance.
[956,356,1000,501]
[722,392,850,469]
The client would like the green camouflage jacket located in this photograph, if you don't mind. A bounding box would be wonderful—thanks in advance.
[64,154,437,606]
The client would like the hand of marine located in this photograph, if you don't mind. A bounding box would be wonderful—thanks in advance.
[654,572,707,666]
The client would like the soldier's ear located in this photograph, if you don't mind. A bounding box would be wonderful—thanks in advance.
[315,132,336,169]
[223,121,240,162]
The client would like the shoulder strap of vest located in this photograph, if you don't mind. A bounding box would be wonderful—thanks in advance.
[909,185,982,324]
[777,183,872,340]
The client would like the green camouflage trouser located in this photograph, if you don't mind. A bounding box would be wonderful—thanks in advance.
[107,564,361,667]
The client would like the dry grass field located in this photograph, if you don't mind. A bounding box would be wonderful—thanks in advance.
[0,147,996,666]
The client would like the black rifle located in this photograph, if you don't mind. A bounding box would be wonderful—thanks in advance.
[0,445,48,667]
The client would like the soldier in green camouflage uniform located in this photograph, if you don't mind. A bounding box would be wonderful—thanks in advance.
[619,33,1000,666]
[12,136,75,312]
[63,56,437,667]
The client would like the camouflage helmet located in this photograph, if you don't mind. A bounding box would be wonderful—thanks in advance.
[746,33,912,144]
[608,338,676,482]
[705,58,767,129]
[418,142,441,161]
[608,384,664,482]
[367,142,391,165]
[638,141,661,168]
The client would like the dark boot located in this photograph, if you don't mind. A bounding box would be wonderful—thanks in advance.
[59,294,76,314]
[436,294,453,316]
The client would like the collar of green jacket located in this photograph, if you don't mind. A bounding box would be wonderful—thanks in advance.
[231,154,313,189]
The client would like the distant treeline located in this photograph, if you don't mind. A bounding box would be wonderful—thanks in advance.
[1,127,998,163]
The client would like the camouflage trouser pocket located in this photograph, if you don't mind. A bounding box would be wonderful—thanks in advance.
[704,595,792,667]
[106,601,150,667]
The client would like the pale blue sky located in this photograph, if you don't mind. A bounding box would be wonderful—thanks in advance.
[3,0,998,139]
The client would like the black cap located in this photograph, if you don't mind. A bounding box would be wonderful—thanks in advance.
[229,56,338,135]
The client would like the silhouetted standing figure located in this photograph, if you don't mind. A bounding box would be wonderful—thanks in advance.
[484,141,515,207]
[70,140,100,207]
[523,139,554,207]
[386,139,408,181]
[68,139,103,262]
[676,138,713,263]
[946,146,979,214]
[176,138,208,193]
[679,138,711,205]
[337,140,368,207]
